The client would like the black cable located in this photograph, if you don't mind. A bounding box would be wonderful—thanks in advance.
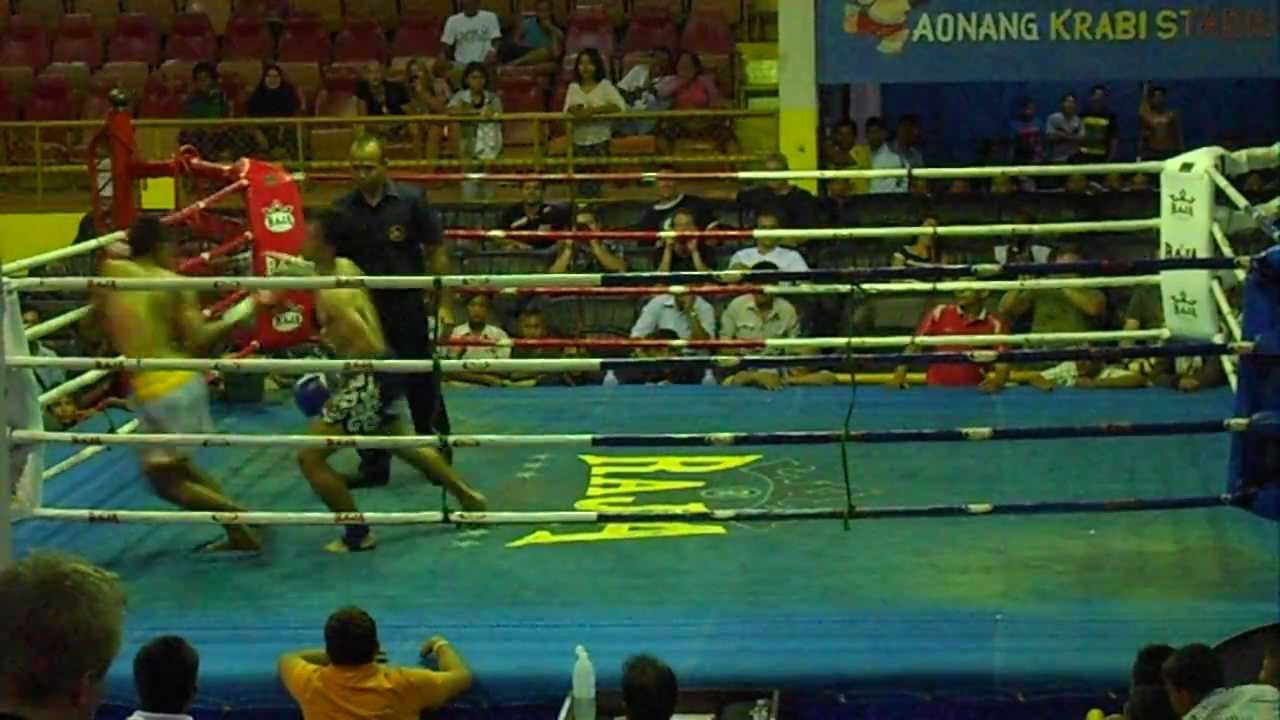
[838,286,862,531]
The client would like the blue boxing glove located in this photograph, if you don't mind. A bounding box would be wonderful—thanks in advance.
[294,373,330,417]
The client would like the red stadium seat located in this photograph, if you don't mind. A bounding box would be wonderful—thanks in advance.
[121,0,177,34]
[107,13,162,66]
[564,6,613,58]
[681,10,735,55]
[0,75,20,120]
[276,14,331,64]
[1,15,52,71]
[96,61,150,105]
[333,18,389,64]
[497,73,546,146]
[27,73,76,146]
[70,0,123,38]
[691,0,742,27]
[222,15,273,60]
[41,61,92,99]
[622,5,678,56]
[52,13,103,67]
[138,70,183,117]
[167,12,219,63]
[389,13,443,60]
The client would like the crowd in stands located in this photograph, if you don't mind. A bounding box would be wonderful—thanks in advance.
[0,0,744,167]
[1,552,1275,720]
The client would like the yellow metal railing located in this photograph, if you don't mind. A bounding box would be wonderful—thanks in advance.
[0,108,779,205]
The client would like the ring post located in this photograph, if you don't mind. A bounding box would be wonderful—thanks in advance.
[1,272,12,568]
[1159,149,1222,340]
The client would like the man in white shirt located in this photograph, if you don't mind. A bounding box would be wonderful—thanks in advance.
[719,261,802,390]
[727,209,809,272]
[631,292,716,341]
[447,293,511,386]
[870,115,924,194]
[127,636,199,720]
[441,0,501,67]
[1163,643,1280,720]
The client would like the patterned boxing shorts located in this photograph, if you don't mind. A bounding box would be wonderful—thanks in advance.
[321,372,410,435]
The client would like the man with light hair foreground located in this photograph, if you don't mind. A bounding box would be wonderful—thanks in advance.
[0,552,127,720]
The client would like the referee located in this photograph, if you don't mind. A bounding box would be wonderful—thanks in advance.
[332,135,455,486]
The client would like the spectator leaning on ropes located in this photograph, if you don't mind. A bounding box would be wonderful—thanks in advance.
[279,606,474,720]
[0,552,127,720]
[128,636,199,720]
[549,206,627,273]
[654,207,716,273]
[1162,643,1280,719]
[719,260,802,391]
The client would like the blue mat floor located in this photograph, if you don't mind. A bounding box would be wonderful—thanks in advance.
[13,385,1280,712]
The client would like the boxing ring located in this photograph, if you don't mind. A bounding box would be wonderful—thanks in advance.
[2,116,1280,717]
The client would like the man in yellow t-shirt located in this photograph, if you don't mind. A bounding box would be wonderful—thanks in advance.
[278,607,473,720]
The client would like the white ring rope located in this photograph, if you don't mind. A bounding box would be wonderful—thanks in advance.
[24,305,92,342]
[37,363,119,407]
[5,273,1166,294]
[0,231,125,277]
[1207,165,1254,213]
[1211,224,1250,284]
[5,331,1173,374]
[39,419,139,482]
[21,508,748,526]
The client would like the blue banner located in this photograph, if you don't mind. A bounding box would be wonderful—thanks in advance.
[817,0,1280,83]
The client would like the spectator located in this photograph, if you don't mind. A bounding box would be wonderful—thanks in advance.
[891,215,940,267]
[500,179,569,249]
[998,244,1106,334]
[129,636,199,720]
[1031,356,1147,390]
[638,166,714,231]
[822,175,858,229]
[180,62,231,161]
[632,291,715,342]
[358,60,411,117]
[616,47,671,135]
[447,63,503,167]
[990,174,1015,194]
[1131,173,1152,192]
[1081,84,1119,162]
[655,51,734,153]
[1064,172,1091,194]
[654,207,715,273]
[622,654,678,720]
[549,207,626,273]
[822,118,871,189]
[1162,643,1279,719]
[613,329,706,385]
[869,114,923,194]
[279,606,473,720]
[442,0,501,71]
[1123,285,1224,392]
[736,153,820,229]
[510,307,598,386]
[1139,85,1183,160]
[1045,92,1085,163]
[0,552,127,720]
[1010,97,1043,165]
[447,293,511,386]
[720,260,801,390]
[404,57,453,160]
[1261,638,1279,688]
[1125,685,1179,720]
[564,48,626,197]
[500,0,564,67]
[247,64,301,159]
[728,209,809,272]
[887,289,1010,391]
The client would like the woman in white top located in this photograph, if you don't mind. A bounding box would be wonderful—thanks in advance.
[563,48,625,196]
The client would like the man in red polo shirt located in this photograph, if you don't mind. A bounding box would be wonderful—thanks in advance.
[888,289,1011,391]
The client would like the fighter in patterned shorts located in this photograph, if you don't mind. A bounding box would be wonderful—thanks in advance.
[285,208,486,553]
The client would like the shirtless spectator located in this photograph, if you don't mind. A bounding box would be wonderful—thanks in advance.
[1139,85,1183,160]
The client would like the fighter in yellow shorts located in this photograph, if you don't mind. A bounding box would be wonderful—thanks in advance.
[98,216,262,552]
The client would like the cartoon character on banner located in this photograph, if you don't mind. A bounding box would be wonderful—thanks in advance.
[843,0,928,54]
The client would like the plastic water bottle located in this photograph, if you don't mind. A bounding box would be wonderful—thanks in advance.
[602,370,620,387]
[750,698,770,720]
[572,645,596,720]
